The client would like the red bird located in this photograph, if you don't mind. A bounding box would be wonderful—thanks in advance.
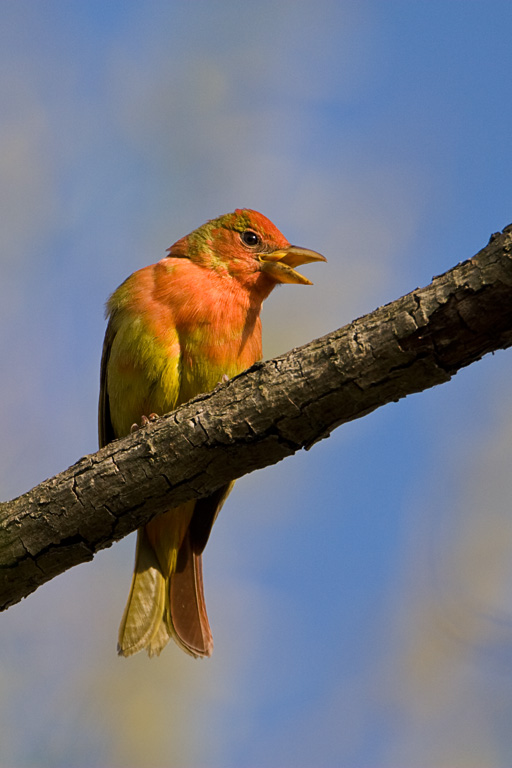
[99,209,325,657]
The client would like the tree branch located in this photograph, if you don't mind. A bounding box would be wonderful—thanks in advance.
[2,224,512,610]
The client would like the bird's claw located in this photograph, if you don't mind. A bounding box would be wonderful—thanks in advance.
[130,413,160,432]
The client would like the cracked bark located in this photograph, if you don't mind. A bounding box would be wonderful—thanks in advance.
[1,224,512,611]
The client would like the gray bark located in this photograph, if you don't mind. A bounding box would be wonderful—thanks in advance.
[1,224,511,610]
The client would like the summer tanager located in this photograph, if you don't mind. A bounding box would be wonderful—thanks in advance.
[99,209,325,658]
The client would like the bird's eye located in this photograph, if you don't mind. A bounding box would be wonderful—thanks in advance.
[241,230,260,247]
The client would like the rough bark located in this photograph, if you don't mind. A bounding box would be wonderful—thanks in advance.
[1,224,512,610]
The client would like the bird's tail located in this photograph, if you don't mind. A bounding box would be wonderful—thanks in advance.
[117,501,213,658]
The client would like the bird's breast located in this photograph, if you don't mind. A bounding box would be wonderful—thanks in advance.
[154,259,264,400]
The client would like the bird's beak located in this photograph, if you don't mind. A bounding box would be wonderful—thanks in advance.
[259,246,327,285]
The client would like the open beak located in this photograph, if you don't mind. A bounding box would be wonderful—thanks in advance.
[259,245,327,285]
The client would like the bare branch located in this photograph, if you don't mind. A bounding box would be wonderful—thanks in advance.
[1,224,511,610]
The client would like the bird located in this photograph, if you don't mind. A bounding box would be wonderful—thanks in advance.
[98,209,325,658]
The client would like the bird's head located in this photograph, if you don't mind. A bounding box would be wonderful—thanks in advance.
[167,209,326,290]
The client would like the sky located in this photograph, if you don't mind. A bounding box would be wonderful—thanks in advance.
[1,1,512,766]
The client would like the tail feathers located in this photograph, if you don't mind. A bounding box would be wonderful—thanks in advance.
[118,508,213,659]
[146,616,172,658]
[117,528,167,657]
[168,529,213,658]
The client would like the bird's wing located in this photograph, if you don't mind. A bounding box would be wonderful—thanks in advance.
[189,481,235,554]
[98,315,117,448]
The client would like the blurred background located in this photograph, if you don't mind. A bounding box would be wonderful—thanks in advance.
[1,1,512,766]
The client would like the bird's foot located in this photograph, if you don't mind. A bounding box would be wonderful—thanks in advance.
[130,413,160,432]
[217,373,230,386]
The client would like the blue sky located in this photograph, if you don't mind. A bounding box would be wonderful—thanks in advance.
[1,2,512,766]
